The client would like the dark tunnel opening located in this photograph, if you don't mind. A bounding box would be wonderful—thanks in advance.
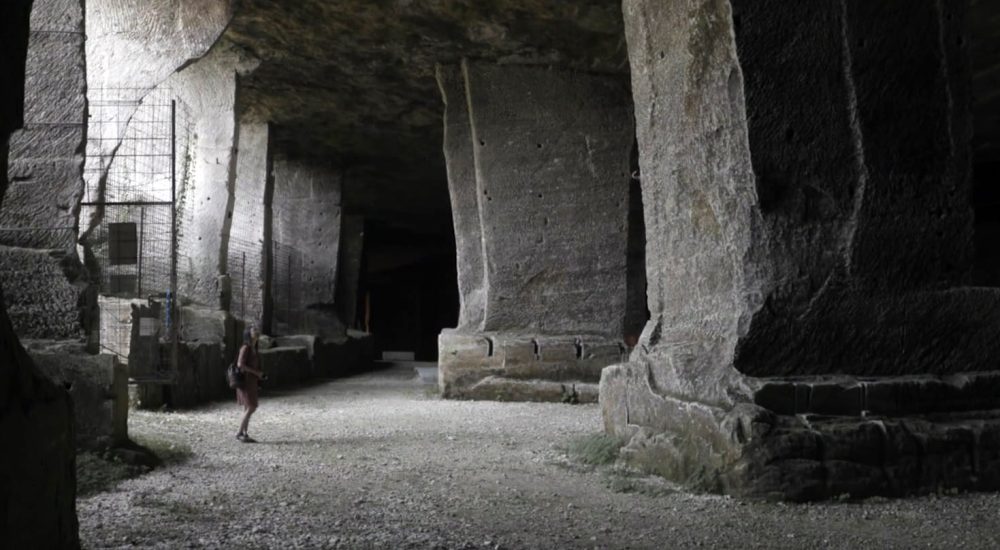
[359,220,459,362]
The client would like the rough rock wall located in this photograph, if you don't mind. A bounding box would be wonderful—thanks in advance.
[436,65,486,331]
[229,120,270,326]
[732,0,986,376]
[623,172,647,342]
[0,0,89,339]
[83,0,234,226]
[271,158,343,336]
[86,0,233,92]
[621,0,997,386]
[437,60,634,401]
[615,0,763,409]
[0,0,79,546]
[81,0,236,317]
[335,214,364,330]
[448,60,634,336]
[602,0,1000,500]
[168,43,257,307]
[30,345,127,449]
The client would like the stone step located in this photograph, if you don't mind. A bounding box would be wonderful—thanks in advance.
[740,409,1000,500]
[754,371,1000,417]
[468,376,598,404]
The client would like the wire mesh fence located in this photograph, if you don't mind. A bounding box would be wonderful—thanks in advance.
[272,240,303,331]
[82,87,193,379]
[227,235,255,323]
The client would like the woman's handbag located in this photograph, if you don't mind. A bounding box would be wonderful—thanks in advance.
[226,362,245,389]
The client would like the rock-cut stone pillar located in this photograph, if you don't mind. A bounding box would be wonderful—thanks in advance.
[0,0,90,339]
[1,0,79,546]
[436,60,634,402]
[270,158,343,337]
[602,0,1000,500]
[230,120,272,328]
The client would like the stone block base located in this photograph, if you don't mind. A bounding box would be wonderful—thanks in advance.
[440,330,625,402]
[0,246,85,339]
[169,342,227,408]
[259,346,310,387]
[28,340,127,449]
[603,361,1000,501]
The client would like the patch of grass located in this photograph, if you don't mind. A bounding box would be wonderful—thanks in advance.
[76,434,193,497]
[566,433,623,466]
[133,493,203,518]
[76,451,150,497]
[132,433,193,466]
[603,469,679,497]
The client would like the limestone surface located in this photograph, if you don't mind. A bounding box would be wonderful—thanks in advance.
[602,0,1000,500]
[0,0,78,546]
[29,343,128,449]
[461,61,633,336]
[271,158,344,337]
[230,120,271,326]
[1,0,89,339]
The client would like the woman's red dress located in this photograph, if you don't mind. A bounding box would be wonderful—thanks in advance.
[235,344,259,408]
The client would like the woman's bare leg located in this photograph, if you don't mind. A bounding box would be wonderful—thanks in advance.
[239,404,257,435]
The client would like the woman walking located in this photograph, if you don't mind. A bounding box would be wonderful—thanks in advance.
[236,326,265,442]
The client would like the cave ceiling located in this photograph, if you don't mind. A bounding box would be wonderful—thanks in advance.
[222,0,628,233]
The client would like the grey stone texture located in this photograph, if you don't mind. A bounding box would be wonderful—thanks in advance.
[169,43,258,307]
[603,0,1000,500]
[436,65,486,331]
[439,331,626,402]
[437,60,633,401]
[221,1,627,236]
[731,0,988,377]
[29,343,128,449]
[1,0,89,340]
[86,0,233,92]
[259,346,311,387]
[334,215,364,330]
[230,121,271,327]
[624,175,647,342]
[464,60,632,335]
[81,0,234,301]
[0,0,79,546]
[271,158,344,337]
[169,341,227,408]
[97,296,138,362]
[0,247,86,338]
[4,0,86,250]
[126,301,163,379]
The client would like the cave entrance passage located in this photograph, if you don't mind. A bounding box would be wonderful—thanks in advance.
[360,220,459,363]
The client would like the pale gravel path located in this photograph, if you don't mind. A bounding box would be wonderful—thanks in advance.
[79,366,1000,549]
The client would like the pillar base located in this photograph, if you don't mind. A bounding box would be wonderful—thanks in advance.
[438,330,625,403]
[603,362,1000,501]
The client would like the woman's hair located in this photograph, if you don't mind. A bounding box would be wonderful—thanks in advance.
[243,326,257,346]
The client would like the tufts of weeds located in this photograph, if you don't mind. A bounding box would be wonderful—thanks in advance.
[76,451,150,497]
[132,433,193,466]
[566,433,623,466]
[76,435,193,497]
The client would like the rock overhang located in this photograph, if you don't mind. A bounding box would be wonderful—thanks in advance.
[222,0,629,230]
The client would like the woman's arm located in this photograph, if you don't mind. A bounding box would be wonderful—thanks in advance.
[237,346,265,378]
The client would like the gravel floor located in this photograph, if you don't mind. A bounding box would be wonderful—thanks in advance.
[79,365,1000,549]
